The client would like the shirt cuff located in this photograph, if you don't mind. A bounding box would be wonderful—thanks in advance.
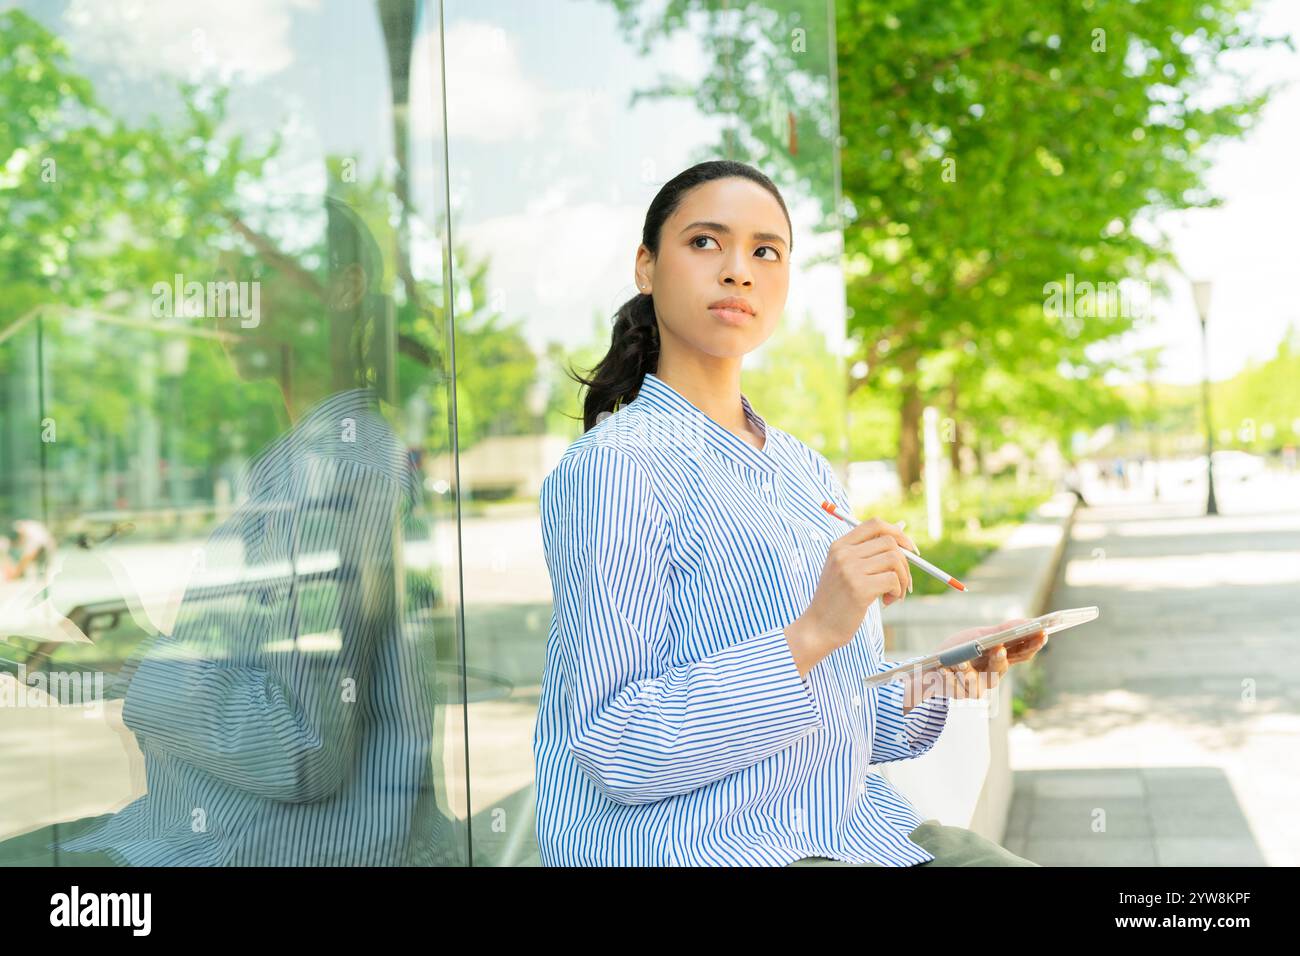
[764,627,825,731]
[902,693,949,753]
[870,655,950,762]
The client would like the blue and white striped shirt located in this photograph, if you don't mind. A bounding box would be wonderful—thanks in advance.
[56,387,458,866]
[534,371,950,866]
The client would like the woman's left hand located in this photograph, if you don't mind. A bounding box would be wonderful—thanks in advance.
[904,619,1048,708]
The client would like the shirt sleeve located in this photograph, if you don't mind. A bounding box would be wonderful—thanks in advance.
[120,456,406,803]
[869,654,950,764]
[541,444,826,806]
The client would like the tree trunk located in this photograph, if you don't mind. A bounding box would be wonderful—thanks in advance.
[897,351,922,492]
[947,379,962,476]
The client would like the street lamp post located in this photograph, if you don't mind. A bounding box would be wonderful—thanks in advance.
[1191,280,1218,516]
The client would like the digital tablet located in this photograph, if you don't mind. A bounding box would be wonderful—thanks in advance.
[863,606,1099,689]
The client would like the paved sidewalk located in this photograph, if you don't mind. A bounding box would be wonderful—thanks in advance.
[1003,471,1300,866]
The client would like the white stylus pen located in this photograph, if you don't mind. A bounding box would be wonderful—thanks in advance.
[819,501,968,593]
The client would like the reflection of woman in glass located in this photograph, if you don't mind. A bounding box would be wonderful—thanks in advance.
[0,195,460,866]
[534,160,1045,867]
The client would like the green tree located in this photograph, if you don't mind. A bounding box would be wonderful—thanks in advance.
[836,0,1284,487]
[597,0,1284,491]
[1213,322,1300,452]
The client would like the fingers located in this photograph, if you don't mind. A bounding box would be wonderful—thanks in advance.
[1003,627,1037,645]
[940,654,1005,699]
[976,644,1010,677]
[938,665,958,699]
[939,664,977,698]
[1004,630,1047,662]
[841,516,918,555]
[868,569,904,606]
[855,537,914,596]
[958,664,972,696]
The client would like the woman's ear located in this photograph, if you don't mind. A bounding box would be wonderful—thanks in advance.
[327,262,367,311]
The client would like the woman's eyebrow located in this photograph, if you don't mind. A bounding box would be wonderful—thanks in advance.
[678,220,788,248]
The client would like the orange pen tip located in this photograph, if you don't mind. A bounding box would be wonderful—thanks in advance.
[820,501,835,514]
[950,579,967,591]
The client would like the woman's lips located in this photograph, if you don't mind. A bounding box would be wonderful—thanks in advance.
[708,306,753,326]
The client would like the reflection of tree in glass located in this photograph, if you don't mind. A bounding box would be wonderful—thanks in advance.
[0,193,465,866]
[602,0,836,218]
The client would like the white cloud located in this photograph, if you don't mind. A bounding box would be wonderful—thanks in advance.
[457,192,646,350]
[61,0,320,82]
[443,20,545,143]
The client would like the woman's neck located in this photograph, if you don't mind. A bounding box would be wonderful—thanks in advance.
[653,360,756,446]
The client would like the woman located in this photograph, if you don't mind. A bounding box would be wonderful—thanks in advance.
[533,160,1046,867]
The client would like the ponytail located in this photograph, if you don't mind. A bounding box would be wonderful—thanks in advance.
[572,291,660,432]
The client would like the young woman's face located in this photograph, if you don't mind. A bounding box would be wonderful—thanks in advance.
[639,177,791,360]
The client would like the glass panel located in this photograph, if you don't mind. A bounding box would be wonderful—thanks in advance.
[442,0,845,865]
[0,0,469,866]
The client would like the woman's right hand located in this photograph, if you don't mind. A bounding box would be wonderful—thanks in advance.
[794,517,917,653]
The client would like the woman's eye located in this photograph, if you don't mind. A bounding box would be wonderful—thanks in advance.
[692,235,781,261]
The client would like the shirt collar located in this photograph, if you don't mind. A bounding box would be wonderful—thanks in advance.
[633,371,778,474]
